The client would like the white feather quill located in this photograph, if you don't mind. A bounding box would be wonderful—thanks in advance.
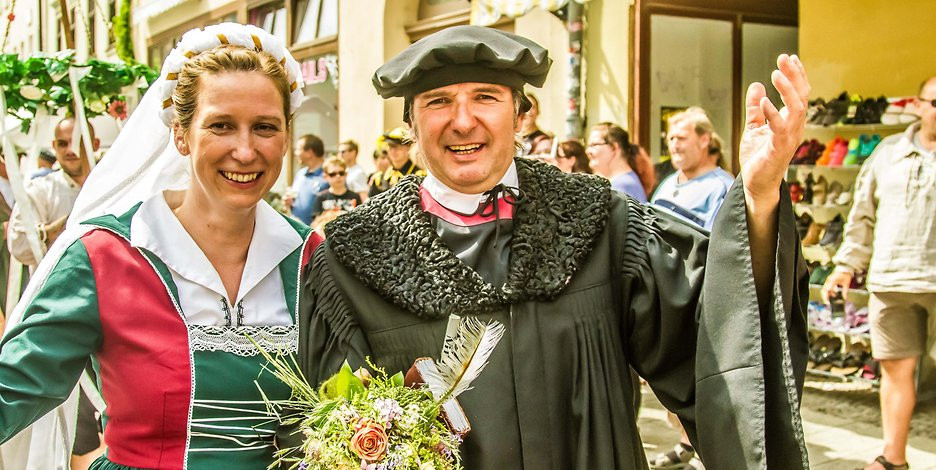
[421,315,506,403]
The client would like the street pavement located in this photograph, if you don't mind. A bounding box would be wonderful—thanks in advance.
[638,378,936,469]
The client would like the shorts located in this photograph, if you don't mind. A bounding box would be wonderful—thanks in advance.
[868,291,936,361]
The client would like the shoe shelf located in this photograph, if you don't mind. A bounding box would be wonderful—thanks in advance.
[807,327,871,341]
[794,203,851,224]
[805,123,909,133]
[806,367,879,387]
[802,244,837,264]
[790,164,862,177]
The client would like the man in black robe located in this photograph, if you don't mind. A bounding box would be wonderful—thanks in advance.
[295,25,811,469]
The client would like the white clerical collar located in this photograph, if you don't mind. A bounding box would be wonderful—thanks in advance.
[421,161,519,214]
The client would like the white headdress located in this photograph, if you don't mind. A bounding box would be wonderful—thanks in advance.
[0,23,305,463]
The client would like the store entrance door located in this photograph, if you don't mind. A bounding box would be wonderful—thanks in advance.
[634,0,797,174]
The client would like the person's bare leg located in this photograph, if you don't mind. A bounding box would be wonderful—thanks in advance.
[865,356,918,469]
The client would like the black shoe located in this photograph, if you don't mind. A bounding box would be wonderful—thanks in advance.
[802,173,815,204]
[820,214,845,246]
[796,213,814,241]
[822,92,850,126]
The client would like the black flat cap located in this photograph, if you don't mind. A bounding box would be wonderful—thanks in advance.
[373,25,552,105]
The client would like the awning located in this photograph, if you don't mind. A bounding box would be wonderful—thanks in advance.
[470,0,588,26]
[133,0,196,24]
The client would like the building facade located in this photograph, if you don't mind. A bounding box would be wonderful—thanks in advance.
[130,0,632,185]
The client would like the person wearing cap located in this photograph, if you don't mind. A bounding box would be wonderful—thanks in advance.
[368,127,426,196]
[31,149,58,180]
[296,25,811,469]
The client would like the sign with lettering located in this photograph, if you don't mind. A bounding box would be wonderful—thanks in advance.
[300,54,338,86]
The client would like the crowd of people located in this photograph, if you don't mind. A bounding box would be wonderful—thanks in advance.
[0,20,932,470]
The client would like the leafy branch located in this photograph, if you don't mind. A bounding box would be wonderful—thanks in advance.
[0,52,157,132]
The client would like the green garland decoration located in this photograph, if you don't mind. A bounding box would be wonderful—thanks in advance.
[112,0,134,64]
[0,51,158,133]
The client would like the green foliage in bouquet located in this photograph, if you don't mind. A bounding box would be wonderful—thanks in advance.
[253,316,506,470]
[257,354,462,470]
[0,51,157,132]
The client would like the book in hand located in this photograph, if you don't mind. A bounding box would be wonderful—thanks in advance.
[405,357,471,437]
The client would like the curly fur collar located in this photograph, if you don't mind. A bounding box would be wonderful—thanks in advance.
[325,158,612,319]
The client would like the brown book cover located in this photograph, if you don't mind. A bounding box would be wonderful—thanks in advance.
[405,357,471,437]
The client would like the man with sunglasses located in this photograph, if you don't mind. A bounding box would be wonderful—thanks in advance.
[823,76,936,470]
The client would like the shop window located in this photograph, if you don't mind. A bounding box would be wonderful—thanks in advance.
[212,13,238,25]
[148,38,177,70]
[107,0,117,50]
[293,0,338,45]
[291,53,339,178]
[248,1,287,43]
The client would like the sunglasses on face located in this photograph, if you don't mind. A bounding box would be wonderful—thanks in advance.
[326,171,346,177]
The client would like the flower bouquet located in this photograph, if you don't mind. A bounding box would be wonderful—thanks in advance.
[257,315,505,470]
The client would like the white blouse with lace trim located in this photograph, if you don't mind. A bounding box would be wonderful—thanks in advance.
[129,194,303,355]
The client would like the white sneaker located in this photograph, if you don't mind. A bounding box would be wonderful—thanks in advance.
[650,443,695,469]
[686,456,706,470]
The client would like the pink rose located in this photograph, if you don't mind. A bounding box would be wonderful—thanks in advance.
[349,419,388,462]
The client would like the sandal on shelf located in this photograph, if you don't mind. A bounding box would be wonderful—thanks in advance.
[686,456,706,470]
[858,455,909,470]
[651,443,695,469]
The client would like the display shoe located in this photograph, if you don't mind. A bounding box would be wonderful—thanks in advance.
[801,173,815,204]
[796,213,814,240]
[812,175,829,205]
[828,139,848,167]
[869,96,889,124]
[900,100,921,123]
[825,181,844,206]
[882,97,912,125]
[816,139,835,166]
[820,214,845,246]
[835,190,852,205]
[809,263,835,285]
[807,98,827,125]
[801,221,825,245]
[822,92,850,126]
[843,138,860,166]
[789,182,804,202]
[809,140,826,164]
[793,140,811,164]
[844,97,871,124]
[858,134,882,160]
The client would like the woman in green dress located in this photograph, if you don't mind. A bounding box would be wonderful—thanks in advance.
[0,23,314,469]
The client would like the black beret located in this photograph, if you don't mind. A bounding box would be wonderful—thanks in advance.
[373,25,552,102]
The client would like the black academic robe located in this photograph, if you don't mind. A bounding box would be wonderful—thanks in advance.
[296,158,809,469]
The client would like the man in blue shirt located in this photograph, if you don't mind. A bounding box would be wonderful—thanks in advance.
[284,134,329,225]
[649,107,734,470]
[651,107,735,231]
